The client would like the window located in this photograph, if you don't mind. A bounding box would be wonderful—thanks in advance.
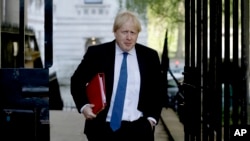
[84,0,102,4]
[85,37,101,49]
[84,9,89,14]
[98,8,104,14]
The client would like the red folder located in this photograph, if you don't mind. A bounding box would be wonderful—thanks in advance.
[86,73,106,114]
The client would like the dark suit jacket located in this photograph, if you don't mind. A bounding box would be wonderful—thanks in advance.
[70,40,165,134]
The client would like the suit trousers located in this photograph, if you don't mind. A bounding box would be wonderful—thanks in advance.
[86,117,155,141]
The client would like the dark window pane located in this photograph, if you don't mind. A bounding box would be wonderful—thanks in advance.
[84,0,102,4]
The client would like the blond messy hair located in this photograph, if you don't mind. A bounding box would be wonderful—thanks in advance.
[112,10,142,33]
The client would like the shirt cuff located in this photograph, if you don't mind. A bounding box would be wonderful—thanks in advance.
[147,117,157,126]
[80,104,89,113]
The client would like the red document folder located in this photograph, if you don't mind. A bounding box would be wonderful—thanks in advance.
[86,73,106,114]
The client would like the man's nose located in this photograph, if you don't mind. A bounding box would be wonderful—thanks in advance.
[126,33,132,39]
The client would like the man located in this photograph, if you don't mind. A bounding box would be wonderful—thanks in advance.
[71,10,165,141]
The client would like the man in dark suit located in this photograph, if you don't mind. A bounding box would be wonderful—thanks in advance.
[70,10,165,141]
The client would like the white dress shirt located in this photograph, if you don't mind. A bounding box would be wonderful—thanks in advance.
[106,44,142,122]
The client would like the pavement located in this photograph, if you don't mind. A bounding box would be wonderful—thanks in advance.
[50,110,87,141]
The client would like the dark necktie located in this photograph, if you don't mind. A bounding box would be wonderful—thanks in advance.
[110,52,128,131]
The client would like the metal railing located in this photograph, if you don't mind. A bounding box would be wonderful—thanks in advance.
[184,0,249,140]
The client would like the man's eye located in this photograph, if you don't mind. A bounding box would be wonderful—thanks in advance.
[130,32,135,35]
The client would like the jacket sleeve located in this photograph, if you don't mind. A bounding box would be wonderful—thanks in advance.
[70,47,99,113]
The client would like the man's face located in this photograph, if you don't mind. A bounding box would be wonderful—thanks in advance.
[114,19,139,52]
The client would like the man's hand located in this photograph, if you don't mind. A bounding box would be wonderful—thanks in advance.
[82,104,97,120]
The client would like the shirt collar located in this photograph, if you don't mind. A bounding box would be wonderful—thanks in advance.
[115,43,136,56]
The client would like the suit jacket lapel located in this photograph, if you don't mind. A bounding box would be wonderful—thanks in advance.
[134,44,147,105]
[103,41,116,104]
[135,45,145,83]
